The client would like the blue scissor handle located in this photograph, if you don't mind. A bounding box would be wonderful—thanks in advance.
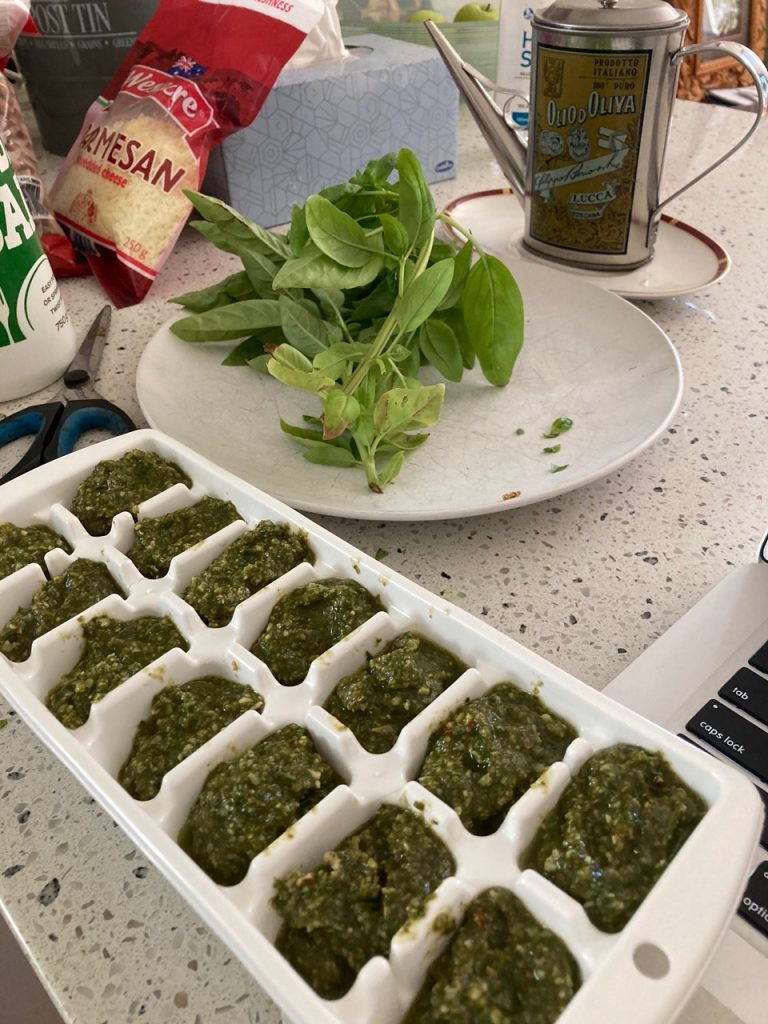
[0,403,63,484]
[43,399,136,463]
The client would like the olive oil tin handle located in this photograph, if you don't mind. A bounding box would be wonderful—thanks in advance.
[654,40,768,220]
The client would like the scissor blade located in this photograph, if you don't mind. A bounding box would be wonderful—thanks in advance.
[64,305,112,385]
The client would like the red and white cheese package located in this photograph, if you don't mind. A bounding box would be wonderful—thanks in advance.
[49,0,324,306]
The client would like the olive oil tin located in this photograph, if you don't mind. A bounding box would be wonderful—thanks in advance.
[526,0,688,268]
[0,428,761,1024]
[429,4,766,271]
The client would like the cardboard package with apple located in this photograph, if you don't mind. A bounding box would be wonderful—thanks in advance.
[409,2,499,24]
[339,0,500,76]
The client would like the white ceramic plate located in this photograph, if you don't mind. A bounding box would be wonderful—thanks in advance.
[137,260,683,521]
[442,190,731,301]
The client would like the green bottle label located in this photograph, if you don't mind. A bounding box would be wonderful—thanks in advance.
[0,137,67,348]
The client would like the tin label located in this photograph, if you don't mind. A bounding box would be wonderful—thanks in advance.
[0,139,70,349]
[530,45,651,255]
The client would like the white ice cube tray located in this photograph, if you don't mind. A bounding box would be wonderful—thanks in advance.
[0,429,761,1024]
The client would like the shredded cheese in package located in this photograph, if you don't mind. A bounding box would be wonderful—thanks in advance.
[50,0,324,307]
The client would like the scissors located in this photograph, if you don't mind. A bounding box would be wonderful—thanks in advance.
[0,305,136,484]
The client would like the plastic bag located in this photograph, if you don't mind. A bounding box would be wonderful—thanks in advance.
[0,1,87,277]
[0,0,30,60]
[50,0,324,307]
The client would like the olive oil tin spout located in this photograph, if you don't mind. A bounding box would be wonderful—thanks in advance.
[424,20,528,197]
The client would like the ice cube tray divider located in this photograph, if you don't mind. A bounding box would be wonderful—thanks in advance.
[0,429,761,1024]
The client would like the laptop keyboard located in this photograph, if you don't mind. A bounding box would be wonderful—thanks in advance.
[686,699,768,784]
[682,642,768,941]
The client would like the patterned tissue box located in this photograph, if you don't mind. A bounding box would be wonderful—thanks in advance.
[203,33,459,227]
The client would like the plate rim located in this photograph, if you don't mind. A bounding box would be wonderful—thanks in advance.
[441,189,730,301]
[137,272,684,522]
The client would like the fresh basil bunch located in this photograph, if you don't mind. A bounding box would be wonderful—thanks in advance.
[171,150,524,493]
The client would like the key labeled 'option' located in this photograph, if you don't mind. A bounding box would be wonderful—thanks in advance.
[737,861,768,939]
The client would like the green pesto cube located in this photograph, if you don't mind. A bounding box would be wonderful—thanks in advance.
[418,684,577,834]
[69,449,192,535]
[128,495,242,579]
[403,888,581,1024]
[178,724,340,886]
[0,523,72,581]
[119,676,264,801]
[272,804,454,999]
[45,615,188,730]
[251,578,382,686]
[523,744,707,932]
[324,632,467,754]
[182,521,314,627]
[0,560,121,663]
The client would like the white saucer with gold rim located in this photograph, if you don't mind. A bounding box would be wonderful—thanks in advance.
[442,188,730,301]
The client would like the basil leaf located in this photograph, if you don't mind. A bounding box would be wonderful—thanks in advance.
[400,346,421,379]
[462,255,524,386]
[248,354,271,374]
[419,319,463,382]
[295,439,359,467]
[378,450,404,487]
[189,220,246,255]
[318,182,361,204]
[171,271,252,313]
[314,342,367,378]
[221,335,266,366]
[323,322,344,346]
[280,421,323,444]
[386,343,413,365]
[342,193,395,225]
[227,273,259,300]
[268,349,335,394]
[437,242,472,311]
[396,260,453,333]
[274,249,383,290]
[323,389,361,439]
[384,431,430,451]
[242,251,280,286]
[379,213,410,257]
[351,411,375,448]
[184,191,232,223]
[312,287,345,317]
[352,153,397,187]
[171,299,283,342]
[373,384,444,436]
[278,295,326,357]
[289,204,309,256]
[184,190,292,260]
[397,148,435,250]
[438,307,475,370]
[280,418,353,450]
[305,195,381,268]
[271,344,313,373]
[544,417,574,438]
[347,273,398,321]
[430,240,459,262]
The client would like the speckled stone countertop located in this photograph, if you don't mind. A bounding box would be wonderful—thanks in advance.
[0,99,765,1024]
